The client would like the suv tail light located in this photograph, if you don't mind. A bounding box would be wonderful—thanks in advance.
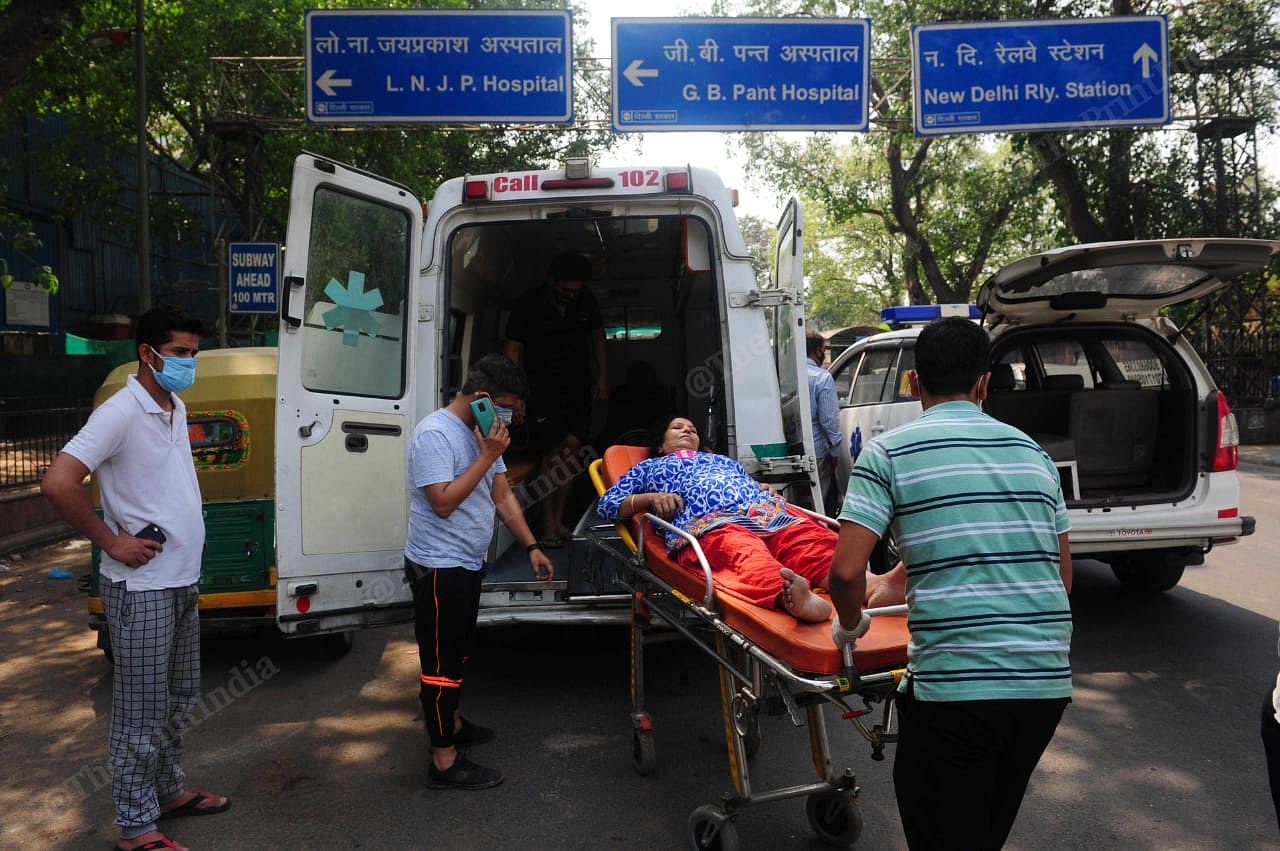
[1212,391,1239,472]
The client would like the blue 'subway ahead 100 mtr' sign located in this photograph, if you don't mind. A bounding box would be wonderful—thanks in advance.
[912,16,1169,136]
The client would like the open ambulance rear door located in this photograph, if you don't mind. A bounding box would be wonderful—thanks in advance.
[275,154,427,636]
[766,197,824,513]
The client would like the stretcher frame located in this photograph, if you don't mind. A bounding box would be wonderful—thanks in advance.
[586,458,906,850]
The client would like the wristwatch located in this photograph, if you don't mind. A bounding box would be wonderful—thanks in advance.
[525,542,544,553]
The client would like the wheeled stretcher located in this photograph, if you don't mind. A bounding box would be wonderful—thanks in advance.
[587,445,911,849]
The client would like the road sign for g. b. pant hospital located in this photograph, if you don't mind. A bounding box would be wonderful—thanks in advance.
[613,18,871,131]
[912,16,1169,136]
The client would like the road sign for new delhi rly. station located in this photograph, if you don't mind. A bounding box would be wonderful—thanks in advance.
[305,9,573,124]
[912,16,1170,136]
[613,18,872,131]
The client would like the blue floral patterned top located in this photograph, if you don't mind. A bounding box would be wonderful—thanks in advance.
[598,450,800,552]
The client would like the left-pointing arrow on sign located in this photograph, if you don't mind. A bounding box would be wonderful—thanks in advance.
[316,69,353,96]
[622,59,659,87]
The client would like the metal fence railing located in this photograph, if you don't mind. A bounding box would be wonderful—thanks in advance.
[0,397,92,491]
[1192,328,1280,407]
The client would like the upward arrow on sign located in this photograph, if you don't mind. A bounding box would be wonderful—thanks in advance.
[1132,43,1158,78]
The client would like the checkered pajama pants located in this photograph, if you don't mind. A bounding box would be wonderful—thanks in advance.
[100,579,201,837]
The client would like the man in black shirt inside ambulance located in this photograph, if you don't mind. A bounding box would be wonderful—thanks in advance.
[503,252,607,547]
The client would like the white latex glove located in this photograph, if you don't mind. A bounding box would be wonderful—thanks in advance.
[831,612,872,649]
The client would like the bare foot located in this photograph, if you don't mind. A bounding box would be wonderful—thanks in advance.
[117,829,187,850]
[866,561,908,608]
[779,568,833,623]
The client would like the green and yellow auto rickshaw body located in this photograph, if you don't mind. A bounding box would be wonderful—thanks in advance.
[87,348,278,640]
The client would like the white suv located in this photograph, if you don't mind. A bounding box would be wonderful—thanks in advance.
[829,238,1278,592]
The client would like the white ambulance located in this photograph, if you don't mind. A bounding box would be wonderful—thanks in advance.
[273,154,823,637]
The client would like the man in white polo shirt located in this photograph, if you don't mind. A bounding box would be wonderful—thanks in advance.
[42,305,230,851]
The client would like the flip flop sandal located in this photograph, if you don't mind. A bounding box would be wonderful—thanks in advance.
[157,791,232,820]
[114,837,178,850]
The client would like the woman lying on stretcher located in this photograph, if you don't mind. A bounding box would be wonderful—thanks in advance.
[597,415,904,623]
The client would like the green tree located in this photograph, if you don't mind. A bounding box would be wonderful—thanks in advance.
[732,0,1280,306]
[736,213,774,289]
[802,202,902,330]
[1,0,618,298]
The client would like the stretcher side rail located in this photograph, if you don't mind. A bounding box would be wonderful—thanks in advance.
[585,456,909,847]
[612,534,902,743]
[636,509,904,692]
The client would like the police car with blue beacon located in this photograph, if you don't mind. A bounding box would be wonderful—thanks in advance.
[828,238,1278,591]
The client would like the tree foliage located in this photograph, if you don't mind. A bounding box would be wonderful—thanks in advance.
[736,213,774,289]
[732,0,1280,309]
[0,0,618,270]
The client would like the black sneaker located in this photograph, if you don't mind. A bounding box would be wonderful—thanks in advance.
[453,718,495,747]
[427,756,504,790]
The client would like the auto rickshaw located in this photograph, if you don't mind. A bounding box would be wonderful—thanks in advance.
[86,347,353,659]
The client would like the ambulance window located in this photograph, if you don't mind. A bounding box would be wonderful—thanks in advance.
[300,187,410,399]
[893,348,916,401]
[1033,339,1095,389]
[848,347,898,406]
[602,307,662,341]
[831,353,857,402]
[1104,338,1169,388]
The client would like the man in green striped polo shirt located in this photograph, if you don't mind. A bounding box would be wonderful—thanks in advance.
[828,316,1073,851]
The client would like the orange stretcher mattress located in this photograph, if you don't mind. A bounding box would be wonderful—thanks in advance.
[601,445,910,677]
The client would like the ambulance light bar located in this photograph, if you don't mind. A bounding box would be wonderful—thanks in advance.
[881,304,981,327]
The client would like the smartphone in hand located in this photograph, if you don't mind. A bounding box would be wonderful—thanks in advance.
[134,523,167,544]
[469,397,496,437]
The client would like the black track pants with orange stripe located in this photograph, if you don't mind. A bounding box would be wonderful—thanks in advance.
[409,560,483,749]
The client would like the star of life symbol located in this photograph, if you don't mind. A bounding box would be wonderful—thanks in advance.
[322,270,383,347]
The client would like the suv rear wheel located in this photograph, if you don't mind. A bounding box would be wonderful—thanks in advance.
[1110,552,1187,593]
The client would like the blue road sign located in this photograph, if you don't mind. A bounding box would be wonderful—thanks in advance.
[229,242,279,315]
[613,18,871,131]
[912,16,1169,136]
[305,10,572,124]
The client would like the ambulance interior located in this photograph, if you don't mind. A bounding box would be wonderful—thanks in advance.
[442,214,732,596]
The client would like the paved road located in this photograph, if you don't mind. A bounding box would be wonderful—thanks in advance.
[2,462,1278,849]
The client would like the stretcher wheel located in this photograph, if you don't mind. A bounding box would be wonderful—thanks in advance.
[686,805,739,851]
[632,728,657,776]
[805,790,863,848]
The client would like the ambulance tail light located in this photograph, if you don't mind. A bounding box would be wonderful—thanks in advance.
[462,179,489,201]
[1211,391,1239,472]
[665,170,691,193]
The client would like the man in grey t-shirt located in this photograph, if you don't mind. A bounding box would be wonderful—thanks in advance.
[406,354,553,790]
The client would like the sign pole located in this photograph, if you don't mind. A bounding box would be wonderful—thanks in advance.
[216,238,228,347]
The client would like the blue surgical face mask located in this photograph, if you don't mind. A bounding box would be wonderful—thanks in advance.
[494,404,514,425]
[149,346,197,394]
